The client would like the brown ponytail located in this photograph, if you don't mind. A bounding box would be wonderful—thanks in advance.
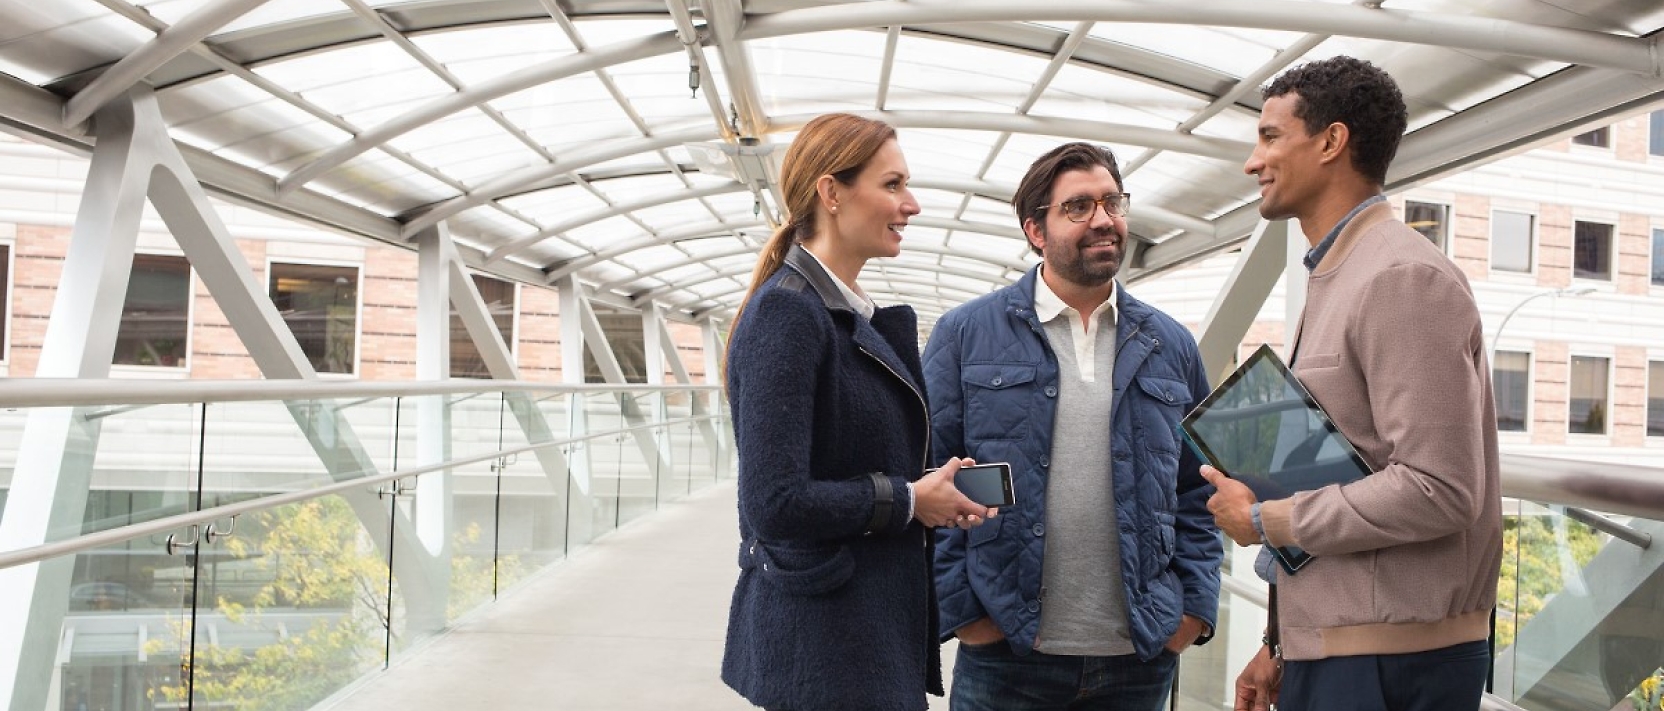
[726,113,897,352]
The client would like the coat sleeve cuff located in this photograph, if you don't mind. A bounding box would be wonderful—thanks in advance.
[1260,498,1297,548]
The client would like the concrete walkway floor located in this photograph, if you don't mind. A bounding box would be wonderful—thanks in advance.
[322,480,957,711]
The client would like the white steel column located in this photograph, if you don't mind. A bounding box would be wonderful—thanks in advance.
[413,224,456,632]
[1285,218,1309,343]
[574,293,674,481]
[651,308,720,455]
[1195,218,1288,385]
[555,276,596,545]
[417,224,573,502]
[0,83,152,711]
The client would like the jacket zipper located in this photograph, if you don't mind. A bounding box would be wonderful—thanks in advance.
[856,345,932,482]
[856,344,935,682]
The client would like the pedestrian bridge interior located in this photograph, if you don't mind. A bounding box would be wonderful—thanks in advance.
[1,1,1663,710]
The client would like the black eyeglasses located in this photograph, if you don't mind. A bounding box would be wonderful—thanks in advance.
[1036,193,1132,222]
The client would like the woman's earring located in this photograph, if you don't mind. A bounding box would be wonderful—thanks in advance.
[830,205,839,214]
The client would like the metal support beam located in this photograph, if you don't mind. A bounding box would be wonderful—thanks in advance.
[484,182,746,263]
[418,224,577,506]
[414,225,457,580]
[1195,218,1287,385]
[64,0,272,128]
[743,1,1661,75]
[572,292,676,486]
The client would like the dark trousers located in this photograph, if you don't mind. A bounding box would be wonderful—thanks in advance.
[949,641,1177,711]
[1279,640,1490,711]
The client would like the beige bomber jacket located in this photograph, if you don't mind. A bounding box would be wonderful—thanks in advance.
[1258,201,1504,661]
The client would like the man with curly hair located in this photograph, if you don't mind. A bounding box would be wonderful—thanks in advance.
[1201,56,1504,711]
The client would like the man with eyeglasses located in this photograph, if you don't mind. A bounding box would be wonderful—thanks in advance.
[922,142,1221,711]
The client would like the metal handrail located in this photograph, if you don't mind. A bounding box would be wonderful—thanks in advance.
[1500,453,1664,523]
[0,378,720,408]
[0,412,723,572]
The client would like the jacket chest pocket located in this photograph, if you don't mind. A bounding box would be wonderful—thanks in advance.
[962,363,1037,441]
[1134,376,1189,456]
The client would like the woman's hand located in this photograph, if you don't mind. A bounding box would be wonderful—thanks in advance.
[914,458,997,528]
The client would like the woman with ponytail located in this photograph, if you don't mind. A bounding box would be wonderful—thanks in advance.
[721,113,993,711]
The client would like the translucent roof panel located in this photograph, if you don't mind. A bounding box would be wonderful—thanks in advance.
[0,0,1657,323]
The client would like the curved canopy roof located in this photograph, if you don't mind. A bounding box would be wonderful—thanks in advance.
[1,0,1662,327]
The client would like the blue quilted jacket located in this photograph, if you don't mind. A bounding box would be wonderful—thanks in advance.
[922,267,1222,660]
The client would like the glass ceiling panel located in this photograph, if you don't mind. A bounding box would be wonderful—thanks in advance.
[587,173,692,204]
[747,31,889,110]
[961,195,1019,227]
[388,109,535,187]
[255,44,453,126]
[1035,63,1208,129]
[497,186,609,222]
[1060,21,1301,78]
[631,200,732,234]
[163,79,352,166]
[408,24,580,82]
[892,129,1001,180]
[942,231,1026,257]
[140,0,342,35]
[886,34,1055,114]
[0,3,147,84]
[564,214,649,249]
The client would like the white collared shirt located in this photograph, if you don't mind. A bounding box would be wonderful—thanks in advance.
[801,247,876,319]
[1033,267,1118,382]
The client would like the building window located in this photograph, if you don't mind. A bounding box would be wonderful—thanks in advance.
[113,254,190,368]
[1493,351,1530,432]
[1651,111,1664,157]
[1491,210,1534,273]
[269,262,358,375]
[1405,201,1449,250]
[1572,127,1610,148]
[1653,228,1664,287]
[1568,356,1610,435]
[1650,361,1664,438]
[451,275,516,379]
[0,243,10,361]
[1573,221,1613,281]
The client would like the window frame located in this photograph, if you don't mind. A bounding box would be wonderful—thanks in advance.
[1651,225,1664,290]
[450,273,520,379]
[1566,352,1614,438]
[109,250,195,374]
[1571,125,1613,152]
[1571,219,1616,284]
[1404,199,1452,254]
[1649,110,1664,159]
[1648,358,1664,440]
[0,237,12,366]
[265,258,364,378]
[1488,208,1537,278]
[1492,348,1533,435]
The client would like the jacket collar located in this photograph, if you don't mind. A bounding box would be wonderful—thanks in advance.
[1004,265,1154,335]
[1311,199,1395,276]
[783,244,859,314]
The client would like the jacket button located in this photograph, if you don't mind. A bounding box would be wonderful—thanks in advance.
[1027,599,1040,613]
[1039,455,1049,467]
[1044,386,1057,397]
[1032,523,1044,537]
[991,377,1003,386]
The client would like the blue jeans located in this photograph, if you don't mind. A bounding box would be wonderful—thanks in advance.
[1279,640,1490,711]
[949,641,1177,711]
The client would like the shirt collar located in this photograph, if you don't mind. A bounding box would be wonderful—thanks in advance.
[800,246,876,319]
[1303,194,1385,272]
[1033,265,1118,325]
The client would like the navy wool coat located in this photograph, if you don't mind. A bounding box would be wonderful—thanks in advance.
[721,245,942,711]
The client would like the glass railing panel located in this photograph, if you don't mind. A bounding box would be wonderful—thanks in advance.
[617,391,663,524]
[1500,503,1664,711]
[0,404,200,545]
[197,400,381,501]
[57,536,197,711]
[187,494,396,711]
[492,431,568,587]
[579,391,623,542]
[1173,542,1267,711]
[445,393,511,625]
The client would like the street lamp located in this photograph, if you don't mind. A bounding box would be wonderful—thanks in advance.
[1489,286,1596,362]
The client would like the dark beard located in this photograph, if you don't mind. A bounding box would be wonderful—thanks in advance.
[1046,229,1121,287]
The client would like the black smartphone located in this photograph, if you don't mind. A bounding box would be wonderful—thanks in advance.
[953,462,1015,507]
